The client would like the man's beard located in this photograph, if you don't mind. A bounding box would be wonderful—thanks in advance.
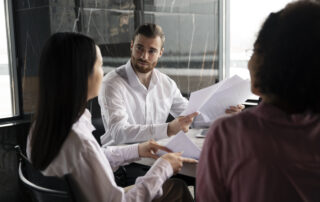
[131,56,157,73]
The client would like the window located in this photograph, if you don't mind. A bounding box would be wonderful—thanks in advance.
[228,0,294,79]
[13,0,295,115]
[227,0,294,100]
[13,0,220,113]
[0,0,18,119]
[96,0,220,96]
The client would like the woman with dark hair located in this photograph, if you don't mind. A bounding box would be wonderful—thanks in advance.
[27,32,196,202]
[197,1,320,201]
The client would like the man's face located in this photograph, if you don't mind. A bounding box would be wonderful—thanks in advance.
[130,34,163,73]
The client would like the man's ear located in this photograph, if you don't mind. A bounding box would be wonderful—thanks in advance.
[159,48,164,57]
[130,40,134,51]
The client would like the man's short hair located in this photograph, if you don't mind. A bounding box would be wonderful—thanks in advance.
[132,23,165,48]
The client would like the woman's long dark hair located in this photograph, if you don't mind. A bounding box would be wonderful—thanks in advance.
[31,32,97,170]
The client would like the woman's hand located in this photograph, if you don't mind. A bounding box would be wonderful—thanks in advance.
[138,140,172,159]
[161,152,198,174]
[225,104,245,114]
[167,112,199,136]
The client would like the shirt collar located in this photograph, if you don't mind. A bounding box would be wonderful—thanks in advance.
[149,68,159,90]
[126,60,140,88]
[73,109,95,132]
[81,108,92,121]
[125,59,159,91]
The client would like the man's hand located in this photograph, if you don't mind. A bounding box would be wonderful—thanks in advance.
[225,104,244,114]
[167,112,199,137]
[161,152,198,174]
[138,140,172,159]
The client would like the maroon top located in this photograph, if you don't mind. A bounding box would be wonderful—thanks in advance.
[196,102,320,202]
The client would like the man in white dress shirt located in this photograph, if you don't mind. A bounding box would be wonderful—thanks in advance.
[99,23,243,147]
[99,23,201,146]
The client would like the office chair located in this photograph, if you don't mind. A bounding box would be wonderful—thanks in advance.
[14,145,76,202]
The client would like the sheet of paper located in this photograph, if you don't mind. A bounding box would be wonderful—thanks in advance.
[157,131,201,159]
[180,75,247,116]
[183,75,253,127]
[160,75,252,159]
[197,76,251,123]
[180,79,226,116]
[214,74,244,92]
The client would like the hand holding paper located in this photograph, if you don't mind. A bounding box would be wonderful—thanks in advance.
[225,104,245,114]
[183,75,252,127]
[138,140,172,159]
[159,75,253,159]
[161,152,198,174]
[158,131,201,159]
[167,112,199,136]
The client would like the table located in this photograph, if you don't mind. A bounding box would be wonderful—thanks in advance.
[134,129,206,178]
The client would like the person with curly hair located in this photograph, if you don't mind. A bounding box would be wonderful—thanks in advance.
[197,1,320,201]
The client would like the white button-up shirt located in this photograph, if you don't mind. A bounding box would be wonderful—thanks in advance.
[27,109,173,202]
[99,60,188,145]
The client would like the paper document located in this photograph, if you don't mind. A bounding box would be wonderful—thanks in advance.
[180,79,224,116]
[158,131,201,159]
[157,75,252,159]
[181,75,252,127]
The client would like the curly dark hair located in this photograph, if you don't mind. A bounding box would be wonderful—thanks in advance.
[253,0,320,113]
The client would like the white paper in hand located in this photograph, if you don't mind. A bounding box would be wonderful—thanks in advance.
[181,75,252,127]
[157,131,201,159]
[196,75,251,124]
[180,80,224,116]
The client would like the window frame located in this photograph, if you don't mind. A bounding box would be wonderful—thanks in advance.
[0,0,21,122]
[219,0,229,81]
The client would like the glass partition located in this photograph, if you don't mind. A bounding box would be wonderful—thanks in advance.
[95,0,220,95]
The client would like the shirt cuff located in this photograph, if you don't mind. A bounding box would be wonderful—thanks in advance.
[118,144,140,162]
[146,157,173,180]
[152,123,169,140]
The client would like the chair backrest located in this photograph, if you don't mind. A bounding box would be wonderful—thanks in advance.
[14,145,76,202]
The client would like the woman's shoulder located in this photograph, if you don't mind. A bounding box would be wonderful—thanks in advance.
[68,128,100,154]
[205,107,260,145]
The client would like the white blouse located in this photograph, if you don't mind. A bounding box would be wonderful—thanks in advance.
[27,109,173,202]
